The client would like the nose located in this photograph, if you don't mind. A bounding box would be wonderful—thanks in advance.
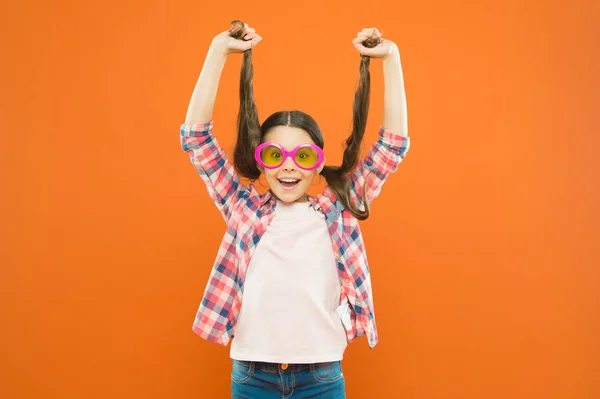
[281,155,296,171]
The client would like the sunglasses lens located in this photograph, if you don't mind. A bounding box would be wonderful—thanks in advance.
[260,145,283,167]
[295,146,320,169]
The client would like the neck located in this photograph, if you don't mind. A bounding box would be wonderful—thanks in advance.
[272,192,308,203]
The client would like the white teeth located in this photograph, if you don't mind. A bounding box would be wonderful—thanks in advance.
[279,179,299,183]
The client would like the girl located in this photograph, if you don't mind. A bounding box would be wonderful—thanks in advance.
[181,20,409,399]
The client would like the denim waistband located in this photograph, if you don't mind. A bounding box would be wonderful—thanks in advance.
[234,360,339,374]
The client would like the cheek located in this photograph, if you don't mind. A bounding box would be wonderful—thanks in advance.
[300,170,319,184]
[263,169,279,182]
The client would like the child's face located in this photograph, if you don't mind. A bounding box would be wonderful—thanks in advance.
[260,126,324,203]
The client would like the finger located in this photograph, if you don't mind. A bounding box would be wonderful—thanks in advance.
[356,31,379,40]
[354,33,372,43]
[361,28,382,37]
[354,43,376,56]
[247,36,262,48]
[352,36,365,45]
[244,32,259,41]
[353,34,378,45]
[245,27,256,34]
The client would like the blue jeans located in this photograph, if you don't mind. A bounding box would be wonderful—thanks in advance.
[231,359,346,399]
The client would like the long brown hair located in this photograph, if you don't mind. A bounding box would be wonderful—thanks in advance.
[229,20,381,220]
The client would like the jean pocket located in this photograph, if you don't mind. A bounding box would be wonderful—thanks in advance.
[310,361,344,382]
[231,360,254,383]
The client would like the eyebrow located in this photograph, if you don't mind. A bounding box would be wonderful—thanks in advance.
[263,142,315,149]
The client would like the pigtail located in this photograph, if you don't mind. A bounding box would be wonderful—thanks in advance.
[229,20,262,180]
[321,36,382,221]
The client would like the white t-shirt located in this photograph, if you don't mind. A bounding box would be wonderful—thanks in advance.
[229,199,348,363]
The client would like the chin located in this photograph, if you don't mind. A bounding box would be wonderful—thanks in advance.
[273,190,307,203]
[270,184,310,203]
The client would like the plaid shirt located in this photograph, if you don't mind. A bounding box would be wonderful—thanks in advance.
[180,121,410,349]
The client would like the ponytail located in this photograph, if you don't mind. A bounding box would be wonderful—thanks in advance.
[229,20,262,180]
[321,37,381,220]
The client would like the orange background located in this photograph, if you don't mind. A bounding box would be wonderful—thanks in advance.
[2,0,599,398]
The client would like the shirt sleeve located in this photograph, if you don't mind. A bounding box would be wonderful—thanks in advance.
[180,121,247,222]
[348,127,410,207]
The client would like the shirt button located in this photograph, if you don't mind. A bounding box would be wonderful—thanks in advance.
[281,363,288,370]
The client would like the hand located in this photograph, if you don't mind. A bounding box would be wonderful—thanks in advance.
[211,20,262,55]
[352,28,397,60]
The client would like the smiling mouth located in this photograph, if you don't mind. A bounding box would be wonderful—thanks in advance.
[278,178,301,189]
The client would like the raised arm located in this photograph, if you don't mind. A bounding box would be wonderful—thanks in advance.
[181,23,262,222]
[184,46,227,125]
[185,24,262,124]
[381,44,408,137]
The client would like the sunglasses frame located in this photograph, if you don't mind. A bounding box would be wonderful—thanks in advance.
[254,142,325,171]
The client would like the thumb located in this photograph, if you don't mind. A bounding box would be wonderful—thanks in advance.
[246,37,261,50]
[354,42,376,56]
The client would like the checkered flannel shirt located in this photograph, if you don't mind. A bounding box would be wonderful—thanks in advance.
[180,120,410,349]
